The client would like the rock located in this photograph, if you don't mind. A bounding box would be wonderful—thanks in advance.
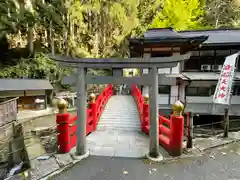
[209,153,215,159]
[54,154,73,167]
[41,135,58,153]
[148,170,152,175]
[152,168,157,171]
[37,155,50,160]
[221,152,227,156]
[236,151,240,156]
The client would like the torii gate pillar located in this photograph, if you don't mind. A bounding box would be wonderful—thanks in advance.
[76,67,87,155]
[149,66,160,157]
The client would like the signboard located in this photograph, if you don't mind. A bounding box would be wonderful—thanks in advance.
[213,53,239,105]
[0,98,18,126]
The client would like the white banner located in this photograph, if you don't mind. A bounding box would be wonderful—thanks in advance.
[213,53,239,105]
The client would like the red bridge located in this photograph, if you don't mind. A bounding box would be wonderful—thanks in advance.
[56,84,185,157]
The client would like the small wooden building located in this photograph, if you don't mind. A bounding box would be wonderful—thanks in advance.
[0,79,53,111]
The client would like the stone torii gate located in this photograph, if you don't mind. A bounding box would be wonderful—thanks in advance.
[50,53,190,159]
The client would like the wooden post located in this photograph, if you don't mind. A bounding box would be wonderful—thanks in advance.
[187,112,193,148]
[223,108,229,138]
[7,123,15,169]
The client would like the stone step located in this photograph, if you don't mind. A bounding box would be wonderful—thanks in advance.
[98,123,140,127]
[99,116,140,122]
[99,119,140,123]
[104,108,137,110]
[103,109,138,112]
[104,105,137,108]
[96,126,141,131]
[96,129,141,133]
[97,124,141,129]
[97,95,140,132]
[101,113,139,116]
[98,119,141,124]
[101,110,139,114]
[100,114,139,121]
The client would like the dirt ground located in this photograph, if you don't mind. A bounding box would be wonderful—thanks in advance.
[21,111,77,133]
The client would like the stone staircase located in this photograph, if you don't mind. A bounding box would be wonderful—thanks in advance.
[96,95,141,132]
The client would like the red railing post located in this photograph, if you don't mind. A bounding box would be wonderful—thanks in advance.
[108,84,113,97]
[159,115,171,150]
[169,101,185,156]
[69,116,77,147]
[89,93,97,130]
[56,99,71,153]
[142,95,149,133]
[131,84,150,133]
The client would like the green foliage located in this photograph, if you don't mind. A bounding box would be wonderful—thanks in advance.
[0,53,69,83]
[133,0,163,35]
[150,0,205,30]
[0,0,35,37]
[1,0,239,82]
[204,0,240,28]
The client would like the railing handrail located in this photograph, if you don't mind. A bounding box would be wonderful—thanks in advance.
[131,84,184,156]
[0,97,19,105]
[56,84,113,153]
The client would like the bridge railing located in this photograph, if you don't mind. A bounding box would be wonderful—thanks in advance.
[56,84,113,153]
[131,85,184,156]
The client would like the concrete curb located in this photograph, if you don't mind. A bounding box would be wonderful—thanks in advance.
[40,151,90,180]
[39,160,79,180]
[145,153,163,162]
[201,139,240,152]
[141,148,204,164]
[162,153,203,163]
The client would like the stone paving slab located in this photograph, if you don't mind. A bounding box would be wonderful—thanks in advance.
[6,153,75,180]
[30,157,60,180]
[86,130,149,158]
[114,147,147,158]
[54,154,73,167]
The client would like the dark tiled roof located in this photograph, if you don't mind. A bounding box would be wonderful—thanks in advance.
[144,28,181,38]
[0,79,53,91]
[129,28,208,44]
[178,29,240,45]
[139,28,240,45]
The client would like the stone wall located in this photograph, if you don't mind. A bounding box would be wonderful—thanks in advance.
[0,123,14,163]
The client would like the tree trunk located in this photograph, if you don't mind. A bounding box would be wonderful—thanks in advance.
[27,26,34,56]
[49,21,55,55]
[62,14,69,56]
[93,13,100,58]
[99,3,106,56]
